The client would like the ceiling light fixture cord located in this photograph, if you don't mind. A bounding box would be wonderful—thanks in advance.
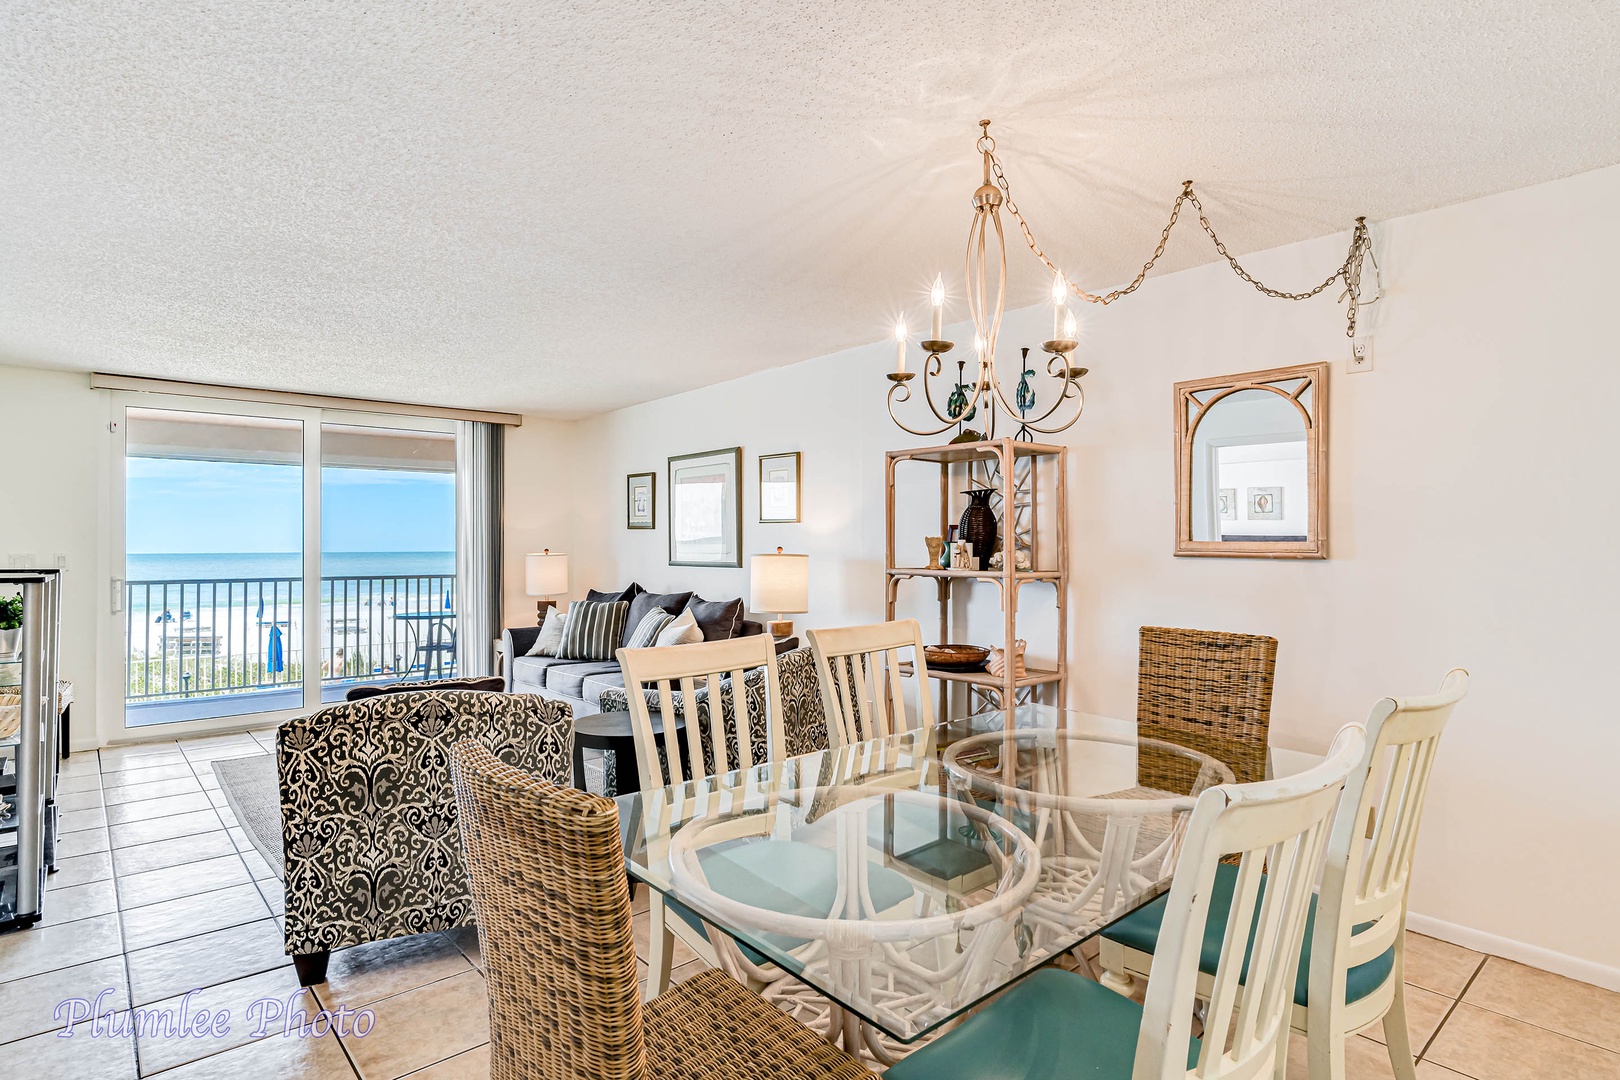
[985,135,1375,338]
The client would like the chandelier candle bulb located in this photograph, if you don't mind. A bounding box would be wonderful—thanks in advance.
[1052,271,1068,340]
[930,274,945,340]
[1063,309,1077,342]
[895,317,907,373]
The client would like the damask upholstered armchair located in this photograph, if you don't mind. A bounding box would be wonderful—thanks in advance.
[277,689,574,985]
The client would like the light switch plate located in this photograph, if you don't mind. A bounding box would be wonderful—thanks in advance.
[1349,336,1374,374]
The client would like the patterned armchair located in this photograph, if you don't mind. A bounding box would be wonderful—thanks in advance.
[277,689,573,985]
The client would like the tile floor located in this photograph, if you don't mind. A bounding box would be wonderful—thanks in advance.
[1,730,1616,1078]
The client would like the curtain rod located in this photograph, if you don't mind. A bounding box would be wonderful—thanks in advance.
[89,373,524,426]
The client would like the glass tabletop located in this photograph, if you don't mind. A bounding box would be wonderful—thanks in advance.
[617,703,1235,1043]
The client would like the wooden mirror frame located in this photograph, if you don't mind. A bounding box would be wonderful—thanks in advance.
[1174,362,1328,559]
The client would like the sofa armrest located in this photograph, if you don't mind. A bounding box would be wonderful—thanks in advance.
[501,626,543,689]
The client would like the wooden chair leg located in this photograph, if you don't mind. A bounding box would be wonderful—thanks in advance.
[293,949,330,987]
[645,897,674,1001]
[1096,938,1136,996]
[1382,980,1421,1080]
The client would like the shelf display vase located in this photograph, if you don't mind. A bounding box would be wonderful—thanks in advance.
[959,489,998,572]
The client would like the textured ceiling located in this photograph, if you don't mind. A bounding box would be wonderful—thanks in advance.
[3,2,1618,416]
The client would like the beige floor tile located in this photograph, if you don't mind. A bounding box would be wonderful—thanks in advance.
[1358,983,1454,1050]
[1426,1002,1620,1080]
[121,882,270,952]
[58,805,108,833]
[51,849,114,887]
[117,854,252,911]
[1463,956,1620,1053]
[400,1043,489,1079]
[313,933,474,1012]
[101,761,196,786]
[340,969,489,1080]
[1286,1032,1404,1079]
[0,1023,138,1078]
[0,912,123,982]
[136,1024,356,1078]
[112,830,236,876]
[37,877,119,927]
[105,790,215,825]
[0,956,128,1044]
[631,905,700,967]
[1403,933,1485,998]
[110,810,225,850]
[56,827,111,858]
[127,918,289,1005]
[57,770,106,794]
[105,777,204,806]
[442,925,481,970]
[670,958,711,985]
[133,966,311,1074]
[56,788,105,813]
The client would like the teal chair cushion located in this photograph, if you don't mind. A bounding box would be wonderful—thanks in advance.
[886,968,1201,1080]
[667,838,916,966]
[1099,862,1395,1008]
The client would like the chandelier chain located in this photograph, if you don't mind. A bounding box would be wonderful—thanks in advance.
[988,153,1374,337]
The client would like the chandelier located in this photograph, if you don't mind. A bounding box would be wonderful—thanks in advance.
[887,120,1378,441]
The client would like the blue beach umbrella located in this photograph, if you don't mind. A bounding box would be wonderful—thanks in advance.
[267,624,285,674]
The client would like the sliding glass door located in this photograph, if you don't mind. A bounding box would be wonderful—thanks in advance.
[111,396,459,736]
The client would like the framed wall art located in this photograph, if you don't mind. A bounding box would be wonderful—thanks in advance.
[626,471,655,530]
[758,451,801,523]
[668,447,743,567]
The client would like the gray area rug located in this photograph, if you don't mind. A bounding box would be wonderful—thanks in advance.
[212,754,284,880]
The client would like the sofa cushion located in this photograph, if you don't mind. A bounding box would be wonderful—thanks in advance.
[587,583,644,605]
[624,590,694,645]
[685,595,746,641]
[546,660,622,699]
[509,655,573,692]
[557,599,630,661]
[580,669,627,707]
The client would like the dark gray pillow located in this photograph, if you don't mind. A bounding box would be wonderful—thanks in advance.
[622,590,694,646]
[684,595,745,641]
[587,583,643,605]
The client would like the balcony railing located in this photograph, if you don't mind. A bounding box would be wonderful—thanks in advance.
[124,573,458,706]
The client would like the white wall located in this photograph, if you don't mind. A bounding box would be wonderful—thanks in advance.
[518,163,1620,987]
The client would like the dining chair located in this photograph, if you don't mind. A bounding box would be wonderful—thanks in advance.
[885,724,1367,1080]
[1137,625,1278,792]
[807,618,934,748]
[1099,669,1469,1080]
[448,740,873,1080]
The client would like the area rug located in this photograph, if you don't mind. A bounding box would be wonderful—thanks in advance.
[212,754,285,880]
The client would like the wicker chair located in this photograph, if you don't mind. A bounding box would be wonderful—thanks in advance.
[450,740,872,1080]
[1136,625,1278,791]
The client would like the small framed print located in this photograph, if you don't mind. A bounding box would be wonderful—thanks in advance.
[759,451,801,523]
[669,447,743,567]
[1248,486,1284,520]
[627,472,655,530]
[1218,488,1237,521]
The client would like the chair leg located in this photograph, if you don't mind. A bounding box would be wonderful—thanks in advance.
[1382,980,1421,1080]
[1096,938,1136,996]
[645,896,674,1002]
[1305,1025,1347,1080]
[293,950,330,987]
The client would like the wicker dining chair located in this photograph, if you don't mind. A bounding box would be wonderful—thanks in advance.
[1137,625,1278,792]
[450,740,873,1080]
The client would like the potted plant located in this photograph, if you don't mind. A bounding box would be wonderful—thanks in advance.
[0,594,22,659]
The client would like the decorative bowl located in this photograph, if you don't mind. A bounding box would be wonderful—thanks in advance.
[923,644,991,672]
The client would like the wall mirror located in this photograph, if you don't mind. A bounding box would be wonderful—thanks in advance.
[1175,362,1327,559]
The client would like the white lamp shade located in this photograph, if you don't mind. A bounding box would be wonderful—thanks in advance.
[524,551,569,597]
[750,551,809,615]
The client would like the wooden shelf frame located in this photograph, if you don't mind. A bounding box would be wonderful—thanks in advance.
[884,437,1068,714]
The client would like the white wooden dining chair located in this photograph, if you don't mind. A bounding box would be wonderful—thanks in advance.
[885,724,1367,1080]
[618,634,785,999]
[1099,669,1469,1080]
[808,619,934,749]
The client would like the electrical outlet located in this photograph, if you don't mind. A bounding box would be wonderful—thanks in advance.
[1349,336,1374,374]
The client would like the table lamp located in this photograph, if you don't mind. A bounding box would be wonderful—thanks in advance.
[750,547,808,639]
[524,550,569,623]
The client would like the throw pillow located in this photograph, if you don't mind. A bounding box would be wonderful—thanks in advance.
[557,599,630,661]
[625,608,678,650]
[587,583,644,605]
[655,607,704,647]
[525,608,568,656]
[622,589,694,646]
[685,595,745,641]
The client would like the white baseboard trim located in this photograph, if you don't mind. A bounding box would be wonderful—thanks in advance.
[1405,912,1620,992]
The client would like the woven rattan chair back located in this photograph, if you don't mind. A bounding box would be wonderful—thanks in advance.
[451,741,646,1080]
[618,635,785,792]
[808,619,934,748]
[1137,625,1278,791]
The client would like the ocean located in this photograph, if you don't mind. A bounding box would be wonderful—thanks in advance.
[127,551,455,581]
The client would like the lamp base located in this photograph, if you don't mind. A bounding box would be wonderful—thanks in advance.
[534,599,557,625]
[768,618,795,639]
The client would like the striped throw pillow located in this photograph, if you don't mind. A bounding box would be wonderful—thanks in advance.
[625,608,677,650]
[556,600,630,661]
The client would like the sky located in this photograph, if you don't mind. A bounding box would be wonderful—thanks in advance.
[127,458,455,554]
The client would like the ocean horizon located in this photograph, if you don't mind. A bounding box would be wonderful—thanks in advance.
[127,551,455,581]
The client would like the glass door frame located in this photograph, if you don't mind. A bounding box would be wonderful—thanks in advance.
[100,391,457,745]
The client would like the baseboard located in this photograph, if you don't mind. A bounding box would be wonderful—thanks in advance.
[1405,911,1620,992]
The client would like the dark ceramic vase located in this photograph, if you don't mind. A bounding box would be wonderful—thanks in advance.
[959,489,997,571]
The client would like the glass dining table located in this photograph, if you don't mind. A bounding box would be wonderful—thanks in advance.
[617,704,1235,1063]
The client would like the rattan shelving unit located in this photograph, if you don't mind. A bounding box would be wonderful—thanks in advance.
[884,438,1068,714]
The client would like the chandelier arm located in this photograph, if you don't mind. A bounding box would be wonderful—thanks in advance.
[1022,383,1087,435]
[887,374,963,438]
[1009,361,1085,431]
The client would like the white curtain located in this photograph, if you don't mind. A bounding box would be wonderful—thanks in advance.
[455,421,504,677]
